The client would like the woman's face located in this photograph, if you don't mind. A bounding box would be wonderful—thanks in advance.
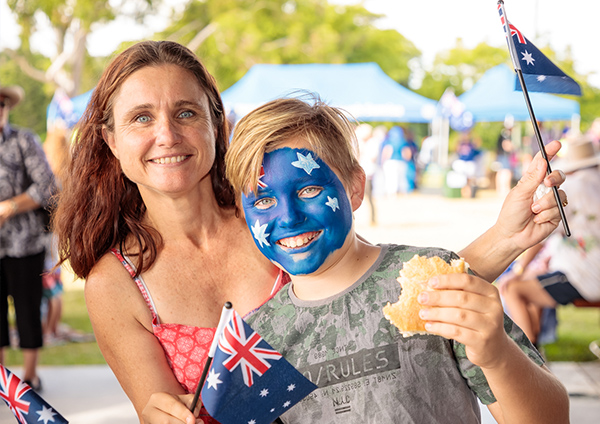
[241,147,354,275]
[104,64,217,197]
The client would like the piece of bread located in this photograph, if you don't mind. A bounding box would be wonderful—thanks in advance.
[383,254,468,337]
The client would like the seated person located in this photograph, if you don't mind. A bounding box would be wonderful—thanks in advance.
[225,97,569,423]
[502,136,600,345]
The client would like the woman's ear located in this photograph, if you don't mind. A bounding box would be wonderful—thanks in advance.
[349,168,366,212]
[102,127,119,159]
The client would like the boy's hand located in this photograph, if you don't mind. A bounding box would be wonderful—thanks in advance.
[142,392,201,424]
[417,273,511,370]
[495,139,567,251]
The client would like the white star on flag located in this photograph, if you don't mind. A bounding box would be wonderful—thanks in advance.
[283,400,291,408]
[36,405,58,424]
[260,388,269,397]
[251,219,270,247]
[287,383,296,391]
[291,152,320,175]
[325,196,339,212]
[206,369,223,390]
[537,75,547,82]
[520,50,535,66]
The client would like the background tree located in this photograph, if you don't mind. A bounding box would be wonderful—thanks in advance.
[157,0,420,91]
[5,0,159,96]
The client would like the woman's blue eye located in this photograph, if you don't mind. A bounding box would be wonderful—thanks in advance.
[179,110,194,118]
[136,115,151,123]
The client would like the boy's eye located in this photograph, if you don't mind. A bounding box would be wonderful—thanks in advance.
[254,197,276,210]
[179,110,194,119]
[299,186,323,198]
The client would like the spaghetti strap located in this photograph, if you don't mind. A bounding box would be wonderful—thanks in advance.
[111,248,160,324]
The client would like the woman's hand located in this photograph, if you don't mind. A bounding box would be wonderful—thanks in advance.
[141,392,200,424]
[418,273,511,369]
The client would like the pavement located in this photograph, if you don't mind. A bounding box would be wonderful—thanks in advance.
[1,190,599,423]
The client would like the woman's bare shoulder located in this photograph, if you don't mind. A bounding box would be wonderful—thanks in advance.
[84,251,151,325]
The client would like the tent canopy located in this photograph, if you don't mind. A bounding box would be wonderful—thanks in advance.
[221,63,437,123]
[458,64,579,123]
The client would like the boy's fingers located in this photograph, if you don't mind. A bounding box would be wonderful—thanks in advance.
[427,274,495,295]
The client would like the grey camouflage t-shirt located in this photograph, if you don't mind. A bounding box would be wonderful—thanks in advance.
[246,244,544,424]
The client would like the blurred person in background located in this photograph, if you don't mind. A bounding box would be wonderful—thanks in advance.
[452,131,482,198]
[356,123,378,225]
[41,125,70,345]
[495,125,518,196]
[402,128,419,193]
[381,126,409,196]
[0,82,57,391]
[501,136,600,345]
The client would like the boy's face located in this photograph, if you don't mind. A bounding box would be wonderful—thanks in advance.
[242,147,353,275]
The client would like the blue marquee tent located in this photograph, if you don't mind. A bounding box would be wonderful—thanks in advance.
[221,63,437,123]
[458,65,579,123]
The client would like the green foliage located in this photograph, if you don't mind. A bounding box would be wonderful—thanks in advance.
[0,52,51,136]
[160,0,420,91]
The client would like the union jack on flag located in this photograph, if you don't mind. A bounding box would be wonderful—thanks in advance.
[497,1,581,96]
[201,310,317,424]
[0,365,68,424]
[217,311,282,387]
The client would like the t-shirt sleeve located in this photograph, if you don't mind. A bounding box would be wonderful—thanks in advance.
[453,313,545,405]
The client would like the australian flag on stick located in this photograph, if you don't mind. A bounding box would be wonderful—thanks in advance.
[201,309,317,424]
[0,365,68,424]
[498,1,581,96]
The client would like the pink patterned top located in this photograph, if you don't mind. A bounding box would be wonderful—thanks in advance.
[111,249,288,422]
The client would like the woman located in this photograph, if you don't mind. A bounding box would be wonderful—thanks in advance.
[53,41,567,423]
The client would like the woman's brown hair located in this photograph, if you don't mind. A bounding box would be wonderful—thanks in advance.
[53,41,234,279]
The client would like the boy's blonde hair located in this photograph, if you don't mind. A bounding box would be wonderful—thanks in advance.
[226,95,362,195]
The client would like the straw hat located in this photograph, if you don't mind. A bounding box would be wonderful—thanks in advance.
[556,136,600,173]
[0,82,25,108]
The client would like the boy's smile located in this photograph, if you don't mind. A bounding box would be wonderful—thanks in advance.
[242,147,353,275]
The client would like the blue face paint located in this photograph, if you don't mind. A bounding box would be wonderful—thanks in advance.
[242,148,353,275]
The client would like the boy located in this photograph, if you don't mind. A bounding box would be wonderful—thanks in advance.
[225,97,568,423]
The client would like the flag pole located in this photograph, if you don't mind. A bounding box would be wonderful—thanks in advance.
[498,0,570,237]
[190,301,234,413]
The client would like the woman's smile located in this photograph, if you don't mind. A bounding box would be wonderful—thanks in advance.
[149,154,191,165]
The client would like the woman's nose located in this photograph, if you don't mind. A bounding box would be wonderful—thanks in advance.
[155,117,181,147]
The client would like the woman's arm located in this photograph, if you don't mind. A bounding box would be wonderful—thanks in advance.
[85,254,197,424]
[459,140,566,282]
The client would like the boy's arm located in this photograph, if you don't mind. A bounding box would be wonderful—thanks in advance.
[419,272,569,423]
[484,345,569,424]
[459,140,566,282]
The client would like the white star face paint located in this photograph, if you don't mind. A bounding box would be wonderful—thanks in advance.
[242,148,353,275]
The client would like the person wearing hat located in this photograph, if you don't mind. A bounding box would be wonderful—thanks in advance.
[501,135,600,346]
[0,82,57,391]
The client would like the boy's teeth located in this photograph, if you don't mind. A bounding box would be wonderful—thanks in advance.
[153,155,187,164]
[279,232,317,248]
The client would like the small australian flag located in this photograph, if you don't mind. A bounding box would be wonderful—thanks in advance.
[201,310,317,424]
[498,2,581,96]
[0,365,68,424]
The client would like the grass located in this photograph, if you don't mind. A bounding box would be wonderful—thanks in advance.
[4,289,106,366]
[4,289,600,366]
[543,305,600,362]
